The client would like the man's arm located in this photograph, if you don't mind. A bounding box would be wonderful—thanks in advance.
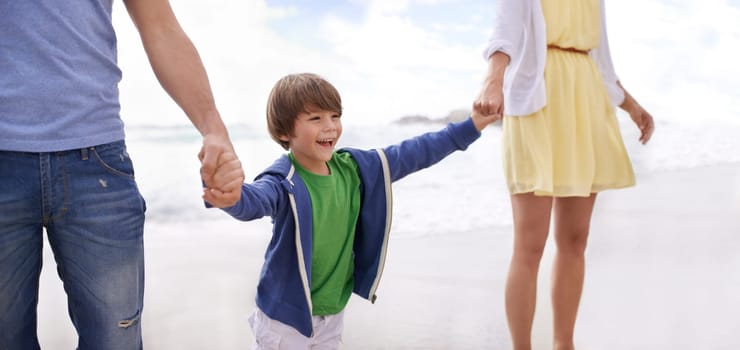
[123,0,244,205]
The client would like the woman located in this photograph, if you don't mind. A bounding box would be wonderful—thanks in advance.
[474,1,655,349]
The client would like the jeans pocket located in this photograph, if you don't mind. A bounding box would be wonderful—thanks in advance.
[89,141,136,178]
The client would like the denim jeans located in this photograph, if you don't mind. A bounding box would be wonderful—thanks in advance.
[0,141,146,350]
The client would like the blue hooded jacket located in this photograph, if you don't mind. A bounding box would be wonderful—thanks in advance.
[222,118,481,337]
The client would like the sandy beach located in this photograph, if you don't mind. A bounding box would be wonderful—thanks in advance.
[35,162,740,349]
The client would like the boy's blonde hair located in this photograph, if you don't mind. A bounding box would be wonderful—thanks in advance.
[266,73,343,150]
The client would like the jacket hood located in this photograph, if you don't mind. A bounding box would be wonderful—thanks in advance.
[257,155,292,180]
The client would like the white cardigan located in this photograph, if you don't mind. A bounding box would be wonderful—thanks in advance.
[482,0,625,117]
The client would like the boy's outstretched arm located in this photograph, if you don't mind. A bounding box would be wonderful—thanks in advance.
[382,113,496,182]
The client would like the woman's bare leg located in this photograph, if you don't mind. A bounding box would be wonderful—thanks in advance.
[551,194,598,350]
[506,193,553,350]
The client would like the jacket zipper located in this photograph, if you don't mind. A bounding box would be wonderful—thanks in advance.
[287,166,314,336]
[368,149,393,302]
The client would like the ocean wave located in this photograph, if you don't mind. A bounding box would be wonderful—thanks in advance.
[125,119,740,234]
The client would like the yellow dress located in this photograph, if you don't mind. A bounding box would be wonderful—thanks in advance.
[502,0,635,197]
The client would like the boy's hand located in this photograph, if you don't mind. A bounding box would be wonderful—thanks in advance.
[471,100,503,131]
[202,150,243,208]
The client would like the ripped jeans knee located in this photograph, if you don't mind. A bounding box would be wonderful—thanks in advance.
[118,310,142,329]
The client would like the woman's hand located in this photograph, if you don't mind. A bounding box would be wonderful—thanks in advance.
[471,83,504,131]
[626,104,654,145]
[618,82,655,145]
[474,81,505,121]
[471,98,503,131]
[473,51,510,127]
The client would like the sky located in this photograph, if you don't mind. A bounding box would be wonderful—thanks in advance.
[112,0,740,127]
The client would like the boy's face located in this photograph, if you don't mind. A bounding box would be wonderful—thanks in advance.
[280,108,342,174]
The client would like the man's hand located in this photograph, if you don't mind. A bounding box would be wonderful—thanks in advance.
[199,133,244,208]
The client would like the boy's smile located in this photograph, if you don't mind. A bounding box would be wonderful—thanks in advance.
[281,109,342,175]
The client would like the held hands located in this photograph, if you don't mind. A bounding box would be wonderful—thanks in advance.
[199,133,245,208]
[471,100,503,131]
[471,79,505,131]
[471,51,510,131]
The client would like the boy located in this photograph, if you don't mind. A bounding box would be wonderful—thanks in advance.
[205,73,499,349]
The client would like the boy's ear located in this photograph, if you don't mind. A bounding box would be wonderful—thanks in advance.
[278,134,291,142]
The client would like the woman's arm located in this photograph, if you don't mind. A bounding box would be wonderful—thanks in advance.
[617,81,655,145]
[596,0,654,144]
[476,0,527,118]
[474,52,511,118]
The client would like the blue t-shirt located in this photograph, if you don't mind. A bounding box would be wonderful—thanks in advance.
[0,0,125,152]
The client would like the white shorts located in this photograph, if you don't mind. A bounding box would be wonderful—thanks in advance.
[249,308,345,350]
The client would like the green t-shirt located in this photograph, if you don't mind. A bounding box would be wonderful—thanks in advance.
[290,152,361,316]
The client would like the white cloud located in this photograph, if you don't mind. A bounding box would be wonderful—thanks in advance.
[322,12,476,70]
[265,5,299,20]
[115,0,325,128]
[366,0,412,15]
[312,1,486,123]
[114,0,740,129]
[607,0,740,124]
